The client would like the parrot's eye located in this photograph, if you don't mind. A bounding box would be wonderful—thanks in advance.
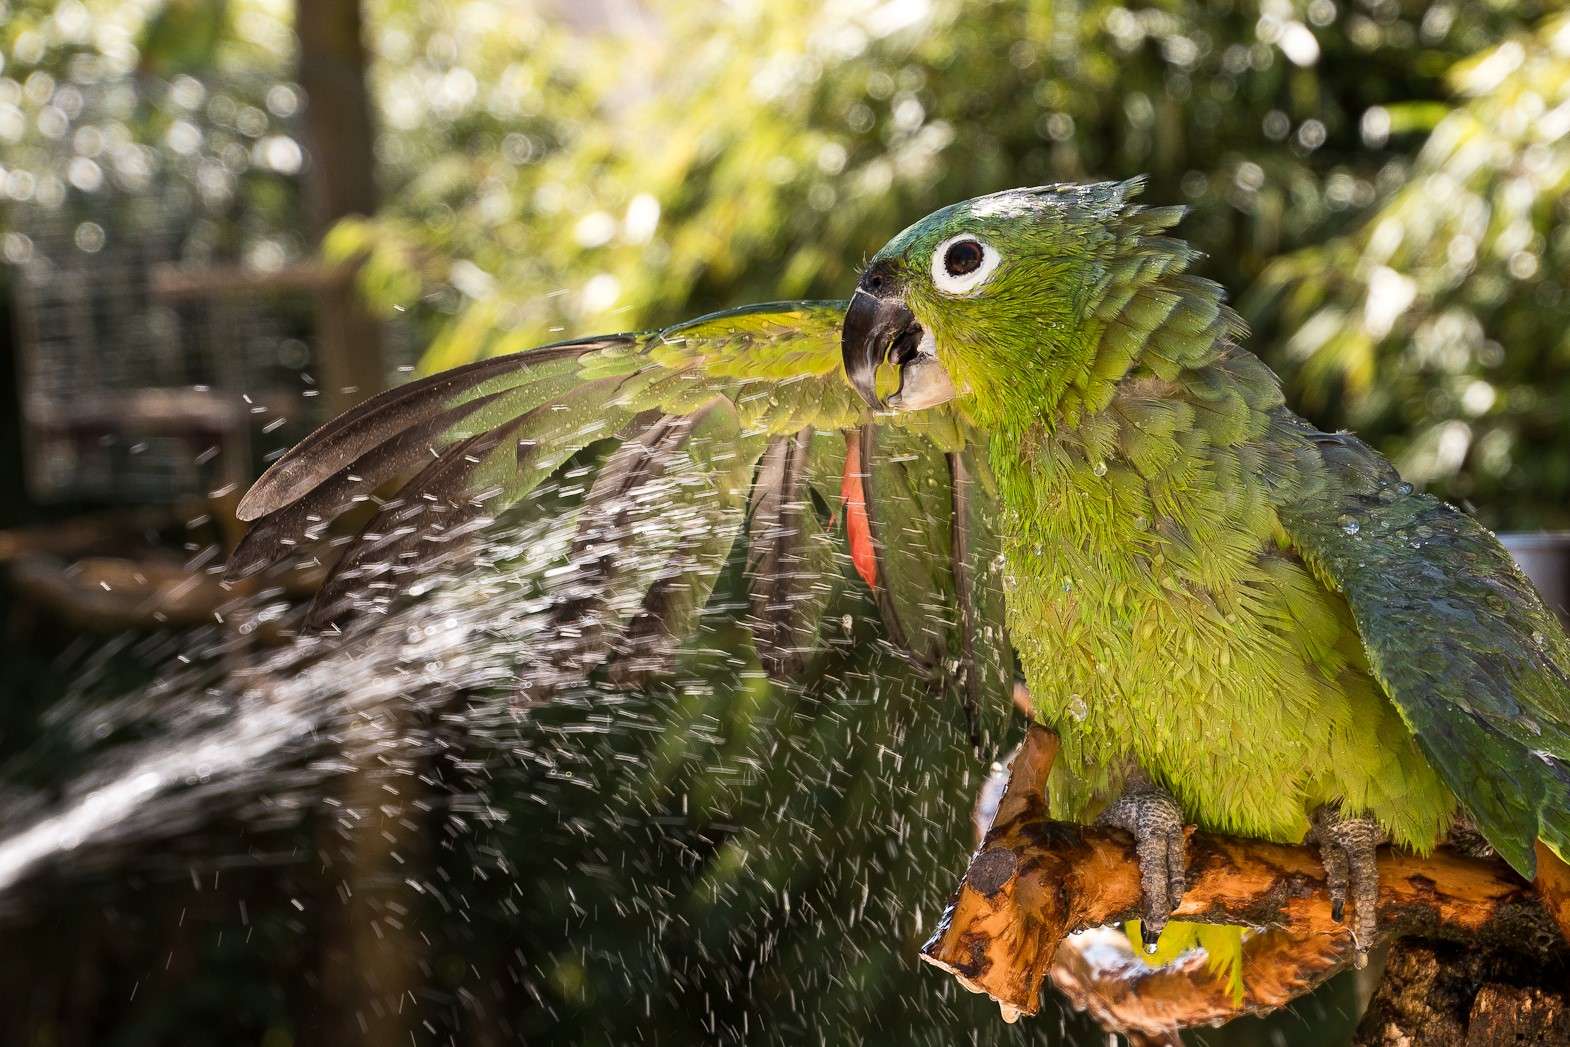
[930,234,1000,296]
[943,240,983,276]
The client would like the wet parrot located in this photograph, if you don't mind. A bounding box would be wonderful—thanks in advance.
[232,179,1570,968]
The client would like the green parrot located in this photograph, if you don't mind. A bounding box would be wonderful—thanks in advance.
[231,179,1570,972]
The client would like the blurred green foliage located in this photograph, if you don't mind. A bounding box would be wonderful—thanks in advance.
[0,0,305,265]
[8,0,1564,521]
[334,0,1564,527]
[1253,13,1570,526]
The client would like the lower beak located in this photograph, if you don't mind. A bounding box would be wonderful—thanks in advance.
[841,292,921,409]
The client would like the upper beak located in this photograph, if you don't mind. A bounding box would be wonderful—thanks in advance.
[841,290,922,410]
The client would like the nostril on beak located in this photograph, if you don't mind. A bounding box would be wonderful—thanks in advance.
[860,260,897,298]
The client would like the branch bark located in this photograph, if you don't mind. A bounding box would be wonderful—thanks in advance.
[923,725,1570,1034]
[1354,939,1570,1045]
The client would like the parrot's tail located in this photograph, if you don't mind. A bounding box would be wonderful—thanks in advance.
[1125,919,1246,1004]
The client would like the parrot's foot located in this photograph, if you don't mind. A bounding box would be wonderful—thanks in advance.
[1445,816,1496,859]
[1097,778,1188,942]
[1310,807,1386,969]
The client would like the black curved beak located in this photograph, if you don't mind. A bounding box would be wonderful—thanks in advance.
[842,291,923,409]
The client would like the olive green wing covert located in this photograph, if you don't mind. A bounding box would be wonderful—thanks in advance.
[1275,423,1570,877]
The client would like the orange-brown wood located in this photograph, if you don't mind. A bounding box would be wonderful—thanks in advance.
[1049,925,1345,1037]
[1535,840,1570,946]
[922,726,1570,1032]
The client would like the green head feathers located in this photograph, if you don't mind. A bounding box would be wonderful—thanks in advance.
[841,177,1190,429]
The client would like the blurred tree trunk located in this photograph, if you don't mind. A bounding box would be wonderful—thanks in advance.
[295,5,418,1047]
[296,0,384,413]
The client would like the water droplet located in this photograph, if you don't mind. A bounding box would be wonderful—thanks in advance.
[1091,461,1108,477]
[1144,940,1160,955]
[841,614,854,633]
[1061,576,1074,593]
[1414,525,1434,540]
[1396,481,1414,496]
[1532,630,1546,649]
[1338,514,1360,536]
[1066,695,1088,722]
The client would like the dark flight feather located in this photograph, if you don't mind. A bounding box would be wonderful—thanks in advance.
[1278,423,1570,876]
[744,428,818,679]
[854,425,920,665]
[303,408,547,629]
[532,409,713,679]
[301,375,627,627]
[227,390,511,579]
[237,338,627,521]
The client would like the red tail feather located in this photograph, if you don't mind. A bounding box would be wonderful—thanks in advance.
[840,431,877,590]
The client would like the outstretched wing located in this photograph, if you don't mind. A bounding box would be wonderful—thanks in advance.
[231,301,1013,727]
[1275,420,1570,877]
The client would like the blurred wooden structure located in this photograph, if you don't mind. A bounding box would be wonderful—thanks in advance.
[5,245,346,630]
[3,64,395,632]
[9,227,328,508]
[0,4,406,1043]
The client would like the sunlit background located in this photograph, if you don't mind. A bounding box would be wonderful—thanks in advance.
[0,0,1566,1044]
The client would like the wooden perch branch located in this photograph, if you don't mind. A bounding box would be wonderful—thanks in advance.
[922,725,1570,1033]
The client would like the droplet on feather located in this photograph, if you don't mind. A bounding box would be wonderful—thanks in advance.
[1338,514,1360,536]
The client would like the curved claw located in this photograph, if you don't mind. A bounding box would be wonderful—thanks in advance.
[1098,780,1189,941]
[1312,808,1385,968]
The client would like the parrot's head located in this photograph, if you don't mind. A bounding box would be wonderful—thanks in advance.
[842,178,1161,426]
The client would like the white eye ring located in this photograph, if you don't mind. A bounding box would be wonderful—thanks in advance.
[930,234,1001,296]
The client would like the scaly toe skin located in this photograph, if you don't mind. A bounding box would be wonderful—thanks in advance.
[1444,816,1496,860]
[1098,780,1188,943]
[1312,808,1385,968]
